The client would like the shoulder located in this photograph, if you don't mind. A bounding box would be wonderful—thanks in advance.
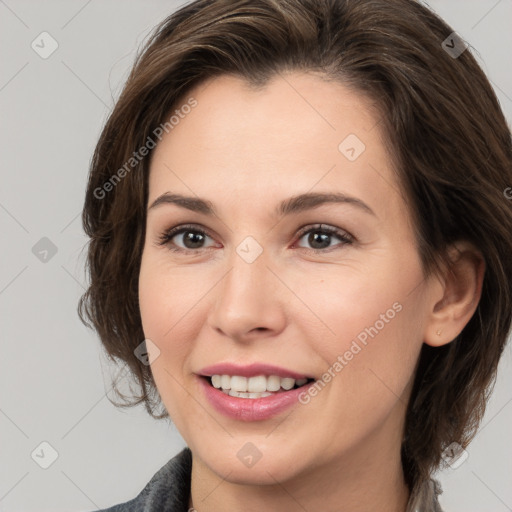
[93,446,192,512]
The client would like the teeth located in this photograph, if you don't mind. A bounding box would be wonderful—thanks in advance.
[209,374,311,393]
[220,375,231,390]
[228,390,273,399]
[231,375,248,392]
[281,377,295,390]
[266,375,281,392]
[248,375,267,393]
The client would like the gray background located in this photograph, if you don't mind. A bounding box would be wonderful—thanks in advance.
[1,1,511,511]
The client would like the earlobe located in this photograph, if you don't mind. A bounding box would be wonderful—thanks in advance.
[424,241,485,348]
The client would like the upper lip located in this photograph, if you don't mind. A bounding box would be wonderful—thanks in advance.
[198,362,314,380]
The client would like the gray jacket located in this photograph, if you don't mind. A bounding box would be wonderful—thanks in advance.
[94,447,444,511]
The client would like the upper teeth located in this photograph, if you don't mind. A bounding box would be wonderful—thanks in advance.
[211,375,308,392]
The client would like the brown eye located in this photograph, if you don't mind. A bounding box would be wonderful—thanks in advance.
[295,224,354,252]
[157,224,216,253]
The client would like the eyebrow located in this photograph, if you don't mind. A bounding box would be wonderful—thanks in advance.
[148,191,376,217]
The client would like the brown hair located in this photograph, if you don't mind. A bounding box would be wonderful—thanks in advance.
[79,0,512,492]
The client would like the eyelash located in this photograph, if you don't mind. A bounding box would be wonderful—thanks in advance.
[156,223,354,254]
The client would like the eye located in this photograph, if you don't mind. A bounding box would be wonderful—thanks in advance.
[294,223,354,252]
[157,222,354,254]
[157,224,217,253]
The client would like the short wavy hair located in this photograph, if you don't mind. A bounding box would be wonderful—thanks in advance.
[79,0,512,492]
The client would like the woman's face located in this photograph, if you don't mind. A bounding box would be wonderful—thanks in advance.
[139,72,439,483]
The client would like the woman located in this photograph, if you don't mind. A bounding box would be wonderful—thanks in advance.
[79,0,512,510]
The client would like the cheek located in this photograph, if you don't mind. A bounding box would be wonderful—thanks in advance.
[296,262,423,416]
[291,261,405,351]
[138,257,201,384]
[138,259,199,425]
[139,254,202,339]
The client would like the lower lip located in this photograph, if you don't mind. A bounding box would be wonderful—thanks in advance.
[198,376,315,422]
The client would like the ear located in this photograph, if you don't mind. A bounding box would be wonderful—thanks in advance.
[423,241,485,347]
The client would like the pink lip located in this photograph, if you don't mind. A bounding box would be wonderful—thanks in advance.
[198,376,315,421]
[198,362,313,379]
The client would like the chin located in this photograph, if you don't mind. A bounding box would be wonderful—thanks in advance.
[216,459,301,486]
[196,443,305,484]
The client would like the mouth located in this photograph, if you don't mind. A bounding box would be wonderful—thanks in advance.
[201,374,316,399]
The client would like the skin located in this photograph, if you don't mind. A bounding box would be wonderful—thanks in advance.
[138,72,484,512]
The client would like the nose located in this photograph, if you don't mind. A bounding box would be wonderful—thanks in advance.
[207,247,287,342]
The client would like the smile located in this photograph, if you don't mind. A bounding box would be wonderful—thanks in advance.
[209,374,313,398]
[198,375,316,421]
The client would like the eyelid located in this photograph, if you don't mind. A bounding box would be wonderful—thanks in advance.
[294,223,354,243]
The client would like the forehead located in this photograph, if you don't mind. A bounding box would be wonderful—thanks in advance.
[148,72,406,224]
